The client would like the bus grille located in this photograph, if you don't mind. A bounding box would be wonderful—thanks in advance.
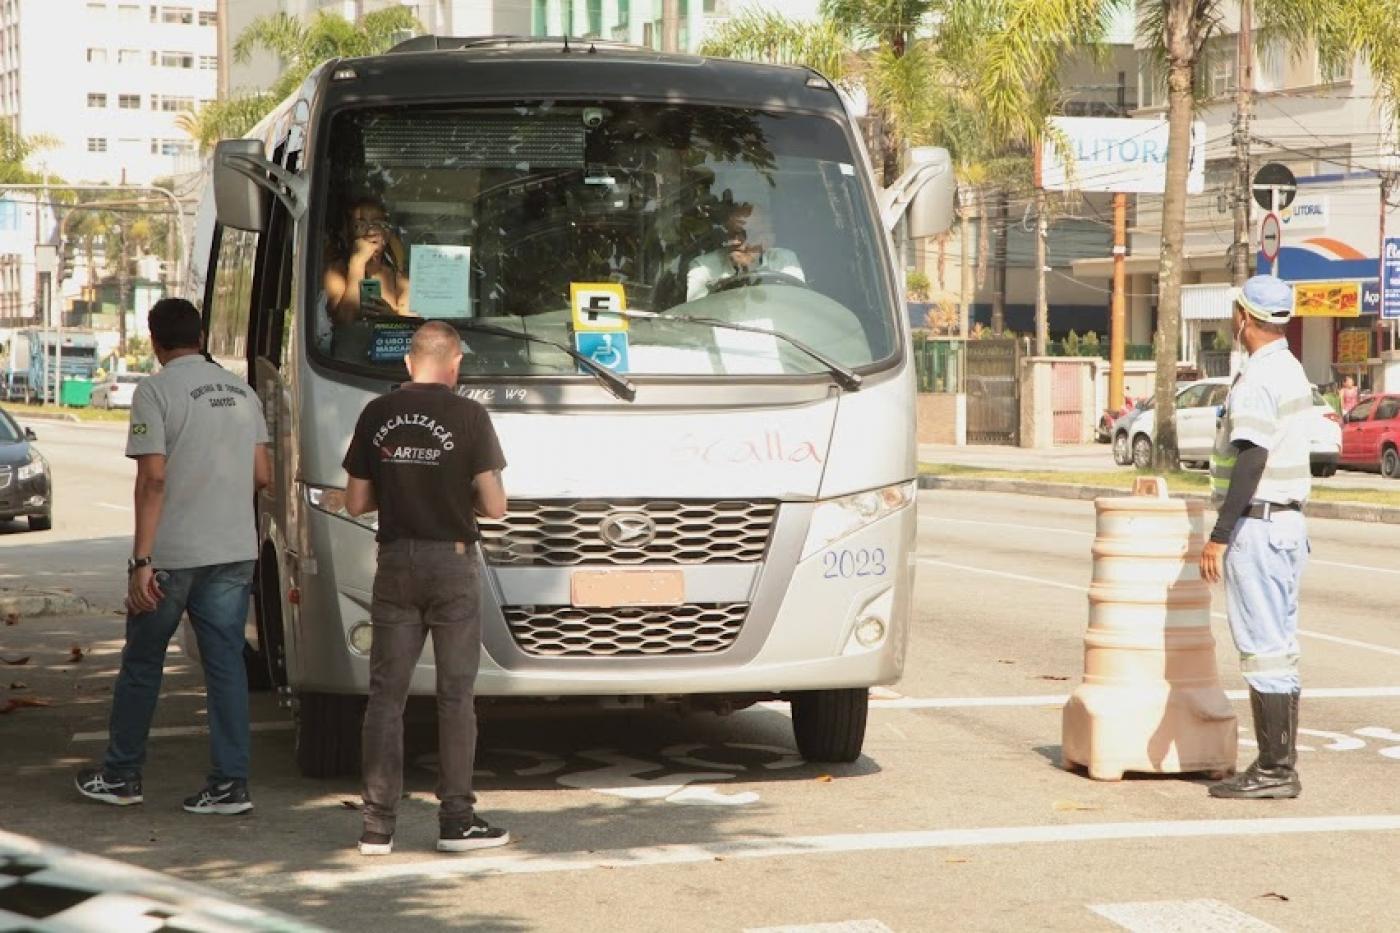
[479,500,778,566]
[504,603,748,658]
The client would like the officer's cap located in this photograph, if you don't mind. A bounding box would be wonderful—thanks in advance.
[1231,275,1294,324]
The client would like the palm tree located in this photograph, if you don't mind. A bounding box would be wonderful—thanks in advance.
[820,0,943,185]
[180,8,421,152]
[701,2,940,184]
[0,124,58,186]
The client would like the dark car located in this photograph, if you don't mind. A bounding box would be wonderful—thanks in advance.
[0,405,51,530]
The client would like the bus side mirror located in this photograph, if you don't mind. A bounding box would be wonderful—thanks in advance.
[880,146,955,238]
[213,138,308,232]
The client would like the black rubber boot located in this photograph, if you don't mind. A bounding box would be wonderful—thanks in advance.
[1209,689,1301,799]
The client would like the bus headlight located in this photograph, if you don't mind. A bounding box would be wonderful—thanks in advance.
[307,484,379,532]
[801,481,915,559]
[348,622,373,655]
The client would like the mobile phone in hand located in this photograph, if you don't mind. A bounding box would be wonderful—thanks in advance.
[359,278,383,303]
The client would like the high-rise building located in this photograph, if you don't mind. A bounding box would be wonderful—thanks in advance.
[0,0,218,185]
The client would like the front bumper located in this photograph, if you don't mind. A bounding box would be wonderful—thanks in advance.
[0,467,49,518]
[294,499,916,697]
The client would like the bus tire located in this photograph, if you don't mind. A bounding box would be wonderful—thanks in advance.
[295,692,364,778]
[790,688,869,763]
[247,550,286,692]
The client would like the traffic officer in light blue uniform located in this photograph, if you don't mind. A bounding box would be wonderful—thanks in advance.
[1200,274,1311,799]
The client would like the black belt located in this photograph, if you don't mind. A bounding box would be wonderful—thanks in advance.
[1244,501,1302,520]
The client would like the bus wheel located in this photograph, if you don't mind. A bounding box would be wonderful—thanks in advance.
[295,692,364,778]
[246,551,285,692]
[790,688,869,763]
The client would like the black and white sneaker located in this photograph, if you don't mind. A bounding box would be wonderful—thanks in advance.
[182,779,254,815]
[358,831,394,857]
[437,816,510,852]
[75,768,143,806]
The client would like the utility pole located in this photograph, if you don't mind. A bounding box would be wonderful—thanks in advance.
[1030,161,1052,354]
[216,0,229,100]
[661,0,679,51]
[1109,193,1127,411]
[114,223,129,359]
[1380,161,1399,358]
[1230,0,1254,286]
[991,190,1008,335]
[959,193,972,348]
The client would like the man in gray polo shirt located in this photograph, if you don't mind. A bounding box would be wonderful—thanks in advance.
[76,298,271,815]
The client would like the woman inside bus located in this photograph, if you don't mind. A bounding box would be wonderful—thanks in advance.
[323,196,413,326]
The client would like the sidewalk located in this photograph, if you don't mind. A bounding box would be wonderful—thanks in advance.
[919,442,1399,494]
[919,442,1111,473]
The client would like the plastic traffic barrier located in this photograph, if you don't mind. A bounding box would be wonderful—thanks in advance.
[1060,476,1237,781]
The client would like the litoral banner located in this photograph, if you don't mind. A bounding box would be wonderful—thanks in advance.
[1040,117,1206,194]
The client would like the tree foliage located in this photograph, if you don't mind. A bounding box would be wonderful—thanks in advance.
[180,8,421,152]
[0,124,58,186]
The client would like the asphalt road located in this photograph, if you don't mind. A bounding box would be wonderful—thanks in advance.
[2,417,131,610]
[1,432,1398,931]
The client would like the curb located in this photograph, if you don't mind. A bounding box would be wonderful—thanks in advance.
[0,589,92,619]
[917,474,1400,525]
[10,411,81,424]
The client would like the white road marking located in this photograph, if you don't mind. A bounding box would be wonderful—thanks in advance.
[918,558,1087,593]
[920,516,1092,538]
[71,721,292,743]
[1090,899,1281,932]
[918,558,1400,658]
[1355,727,1400,759]
[1311,558,1400,577]
[266,814,1400,891]
[745,922,893,933]
[1295,629,1400,658]
[96,502,131,512]
[923,517,1400,576]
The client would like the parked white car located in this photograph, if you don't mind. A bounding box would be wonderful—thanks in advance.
[1113,376,1341,475]
[89,373,145,409]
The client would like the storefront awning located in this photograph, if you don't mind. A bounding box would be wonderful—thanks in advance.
[1181,283,1234,320]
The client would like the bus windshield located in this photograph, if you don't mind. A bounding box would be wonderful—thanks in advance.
[312,100,895,382]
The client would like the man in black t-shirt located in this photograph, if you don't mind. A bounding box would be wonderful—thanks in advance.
[343,320,509,857]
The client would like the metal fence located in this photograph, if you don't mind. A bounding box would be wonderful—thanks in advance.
[1047,341,1155,361]
[912,338,962,393]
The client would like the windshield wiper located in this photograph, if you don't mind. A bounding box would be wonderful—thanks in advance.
[619,310,863,391]
[447,318,636,402]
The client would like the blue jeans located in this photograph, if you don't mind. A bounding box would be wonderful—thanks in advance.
[1224,512,1308,694]
[104,561,256,782]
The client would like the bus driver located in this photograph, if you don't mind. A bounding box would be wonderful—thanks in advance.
[686,199,804,301]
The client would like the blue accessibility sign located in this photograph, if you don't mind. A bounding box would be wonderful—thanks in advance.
[574,331,630,374]
[1384,237,1400,320]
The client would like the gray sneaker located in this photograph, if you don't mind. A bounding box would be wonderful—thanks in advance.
[75,768,143,806]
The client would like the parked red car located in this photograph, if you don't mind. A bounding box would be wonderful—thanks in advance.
[1339,394,1400,478]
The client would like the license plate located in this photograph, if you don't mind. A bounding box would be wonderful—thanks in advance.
[570,570,685,608]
